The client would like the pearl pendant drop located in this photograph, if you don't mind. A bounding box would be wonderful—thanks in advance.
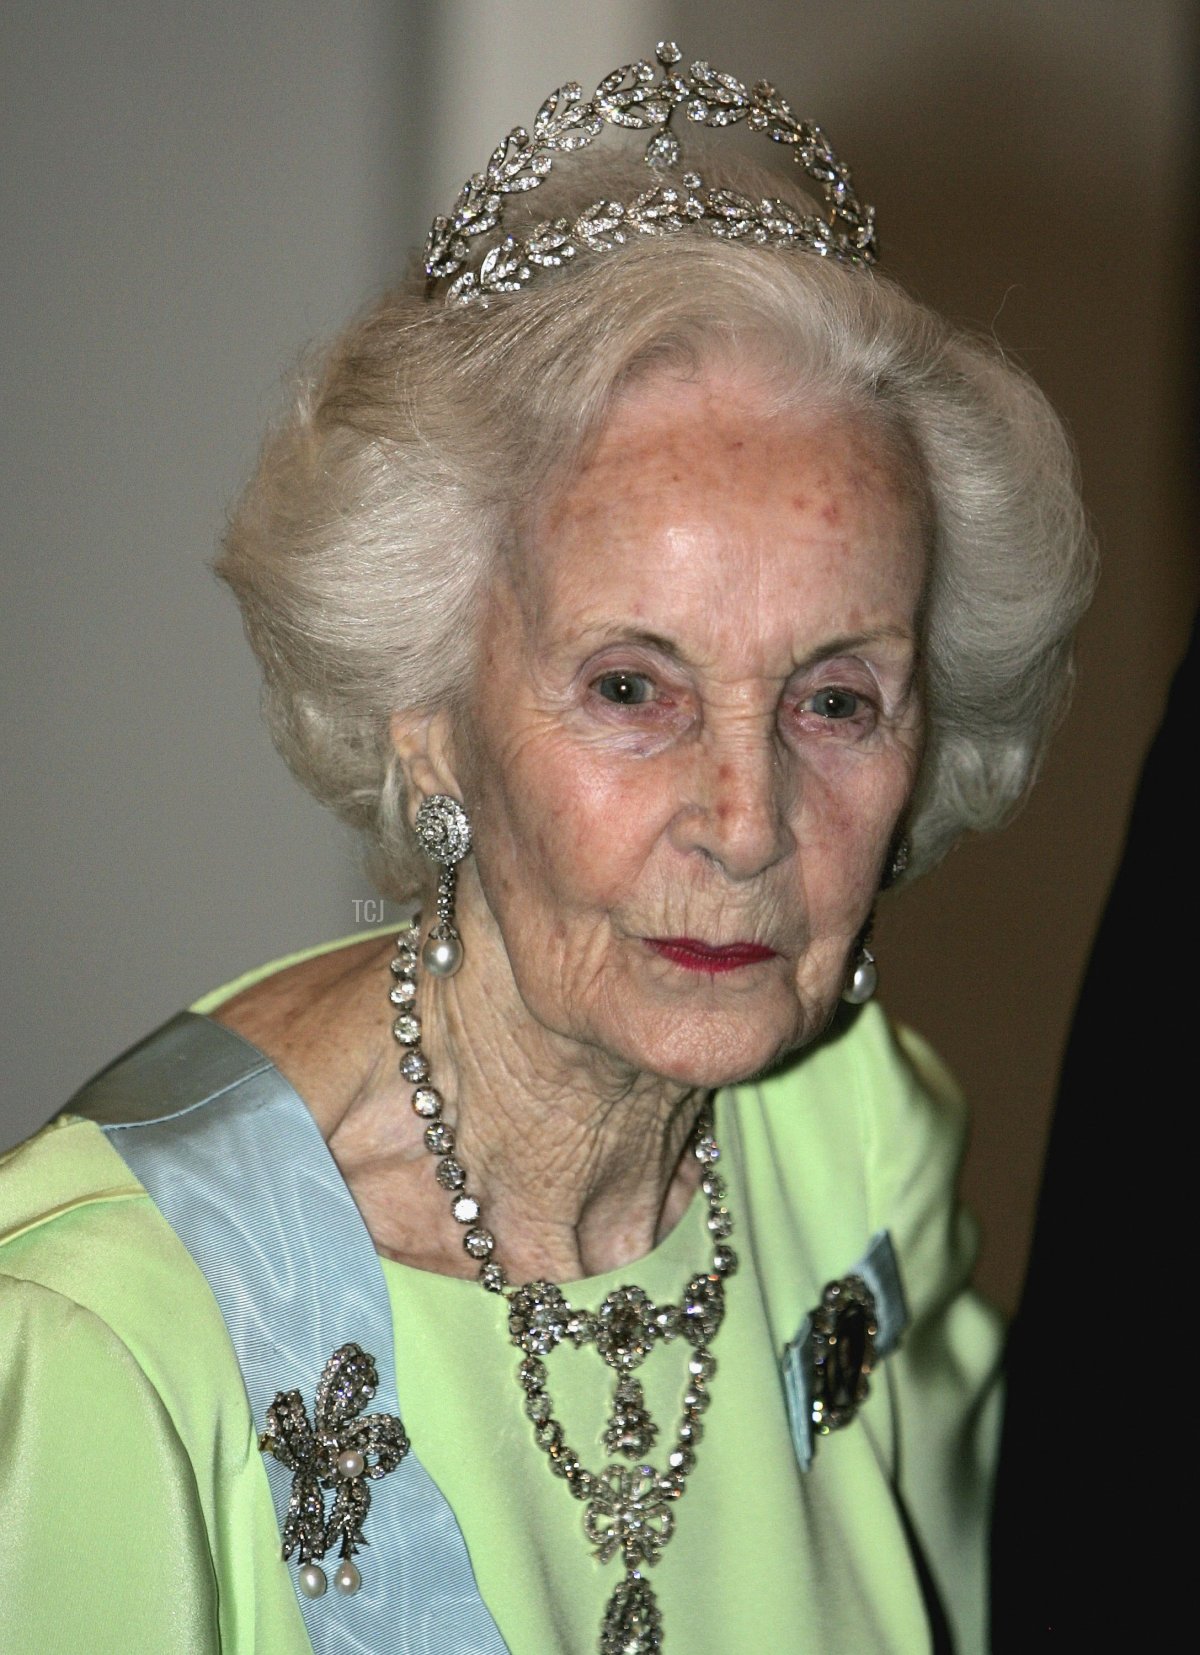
[298,1563,328,1598]
[422,932,463,976]
[334,1560,362,1595]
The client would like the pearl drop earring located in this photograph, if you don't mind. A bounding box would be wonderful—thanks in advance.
[842,942,878,1005]
[413,794,472,976]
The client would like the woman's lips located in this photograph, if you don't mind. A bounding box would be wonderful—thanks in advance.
[644,938,779,974]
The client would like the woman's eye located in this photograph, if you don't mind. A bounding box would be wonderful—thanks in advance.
[807,687,862,719]
[594,671,655,706]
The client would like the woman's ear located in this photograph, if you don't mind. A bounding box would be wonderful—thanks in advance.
[389,708,462,823]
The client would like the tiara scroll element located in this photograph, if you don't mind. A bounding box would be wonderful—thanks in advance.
[424,41,878,307]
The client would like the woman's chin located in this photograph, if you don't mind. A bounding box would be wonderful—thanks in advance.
[623,1003,816,1092]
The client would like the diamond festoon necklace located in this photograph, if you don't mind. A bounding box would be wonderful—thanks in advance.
[388,920,738,1654]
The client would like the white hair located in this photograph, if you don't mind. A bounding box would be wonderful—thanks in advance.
[217,148,1095,899]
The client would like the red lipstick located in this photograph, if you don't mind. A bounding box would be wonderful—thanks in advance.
[645,938,778,974]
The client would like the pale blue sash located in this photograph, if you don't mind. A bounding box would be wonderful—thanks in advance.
[70,1010,509,1655]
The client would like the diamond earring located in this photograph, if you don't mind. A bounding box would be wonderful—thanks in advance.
[413,794,472,976]
[884,836,910,889]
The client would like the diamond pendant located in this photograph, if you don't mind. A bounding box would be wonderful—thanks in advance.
[600,1570,663,1655]
[603,1376,658,1457]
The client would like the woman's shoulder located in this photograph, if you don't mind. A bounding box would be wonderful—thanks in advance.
[0,1119,194,1411]
[0,1091,261,1481]
[0,921,397,1286]
[0,1113,222,1356]
[753,1000,966,1150]
[192,922,398,1021]
[740,1002,978,1314]
[0,1112,146,1269]
[0,1136,227,1651]
[198,925,397,1126]
[0,1122,306,1652]
[0,1110,251,1525]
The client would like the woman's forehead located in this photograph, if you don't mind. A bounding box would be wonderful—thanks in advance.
[542,369,913,529]
[513,376,926,651]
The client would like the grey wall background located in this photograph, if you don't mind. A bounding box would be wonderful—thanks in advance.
[3,1,1194,1312]
[1,0,664,1133]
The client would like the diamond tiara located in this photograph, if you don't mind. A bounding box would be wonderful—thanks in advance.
[424,41,878,307]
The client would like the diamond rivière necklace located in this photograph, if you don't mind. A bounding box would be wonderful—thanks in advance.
[387,920,738,1655]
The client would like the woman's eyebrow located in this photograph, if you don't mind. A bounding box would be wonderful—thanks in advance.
[562,622,920,681]
[794,627,918,666]
[573,624,916,667]
[571,625,688,661]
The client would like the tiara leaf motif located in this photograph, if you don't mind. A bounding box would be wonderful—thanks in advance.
[424,42,877,306]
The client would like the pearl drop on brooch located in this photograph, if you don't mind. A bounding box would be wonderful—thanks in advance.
[298,1563,328,1598]
[336,1449,365,1480]
[334,1560,363,1595]
[422,933,463,977]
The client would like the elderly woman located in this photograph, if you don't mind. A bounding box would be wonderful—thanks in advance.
[1,44,1092,1655]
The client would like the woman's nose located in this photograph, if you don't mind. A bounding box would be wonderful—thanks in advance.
[672,726,795,880]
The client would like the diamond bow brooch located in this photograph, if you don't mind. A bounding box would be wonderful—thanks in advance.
[259,1342,410,1598]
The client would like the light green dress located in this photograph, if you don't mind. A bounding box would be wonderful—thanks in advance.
[0,933,1002,1652]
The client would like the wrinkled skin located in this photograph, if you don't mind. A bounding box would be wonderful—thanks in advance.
[415,370,925,1084]
[377,366,928,1276]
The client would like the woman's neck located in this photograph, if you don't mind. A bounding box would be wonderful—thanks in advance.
[311,931,709,1282]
